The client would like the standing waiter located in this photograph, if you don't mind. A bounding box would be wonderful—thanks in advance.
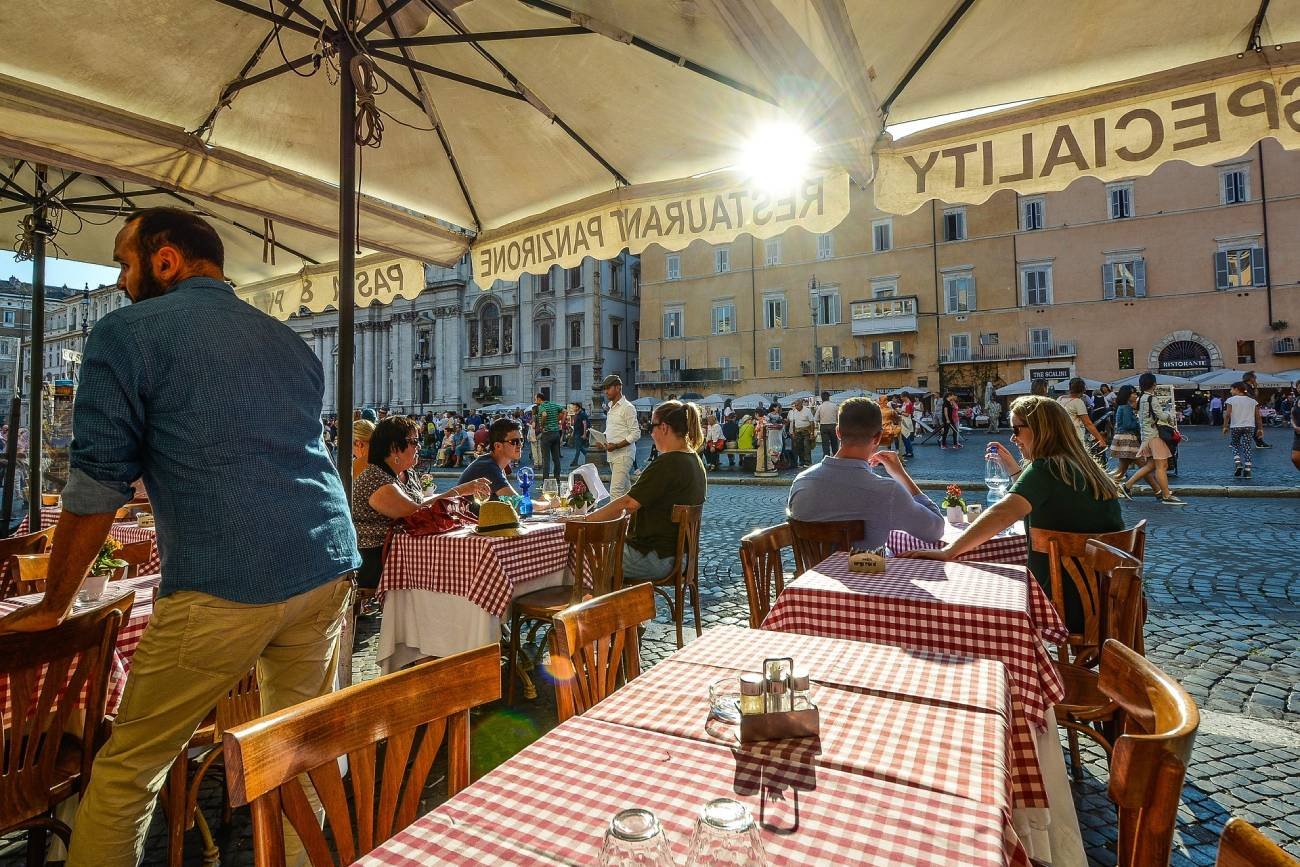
[592,374,641,499]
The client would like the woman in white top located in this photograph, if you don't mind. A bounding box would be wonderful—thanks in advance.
[1222,381,1261,479]
[1123,373,1185,504]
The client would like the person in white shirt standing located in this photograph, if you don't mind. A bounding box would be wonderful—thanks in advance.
[788,398,817,467]
[815,391,839,458]
[1223,381,1262,479]
[593,374,641,498]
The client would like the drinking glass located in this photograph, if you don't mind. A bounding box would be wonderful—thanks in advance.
[599,808,675,866]
[684,799,767,866]
[542,479,559,506]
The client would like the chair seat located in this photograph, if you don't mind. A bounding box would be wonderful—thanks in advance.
[1056,662,1110,714]
[511,585,575,618]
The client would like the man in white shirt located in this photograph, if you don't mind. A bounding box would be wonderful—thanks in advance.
[788,398,817,467]
[592,374,641,498]
[815,391,839,457]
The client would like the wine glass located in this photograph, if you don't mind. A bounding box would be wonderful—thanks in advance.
[542,479,559,506]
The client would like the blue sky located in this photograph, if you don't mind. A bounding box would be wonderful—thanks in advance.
[0,251,118,290]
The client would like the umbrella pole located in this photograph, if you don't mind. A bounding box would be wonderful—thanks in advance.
[1,351,22,532]
[336,33,357,500]
[27,166,47,531]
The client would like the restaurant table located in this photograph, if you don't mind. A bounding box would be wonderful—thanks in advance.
[888,519,1028,565]
[761,553,1082,865]
[357,627,1031,866]
[16,507,162,575]
[0,573,159,725]
[376,520,569,673]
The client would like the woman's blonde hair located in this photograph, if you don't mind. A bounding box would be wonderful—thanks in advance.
[1009,395,1119,500]
[653,400,704,452]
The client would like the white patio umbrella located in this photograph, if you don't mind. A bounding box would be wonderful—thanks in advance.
[1050,377,1107,392]
[730,393,775,411]
[696,393,729,408]
[1273,368,1300,383]
[1197,369,1294,388]
[828,387,875,403]
[781,390,816,403]
[631,396,657,412]
[995,380,1033,397]
[1110,372,1201,389]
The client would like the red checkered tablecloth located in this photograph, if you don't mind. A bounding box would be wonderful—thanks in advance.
[359,715,1028,867]
[0,574,159,725]
[889,520,1028,565]
[378,521,568,617]
[761,554,1065,809]
[15,508,160,575]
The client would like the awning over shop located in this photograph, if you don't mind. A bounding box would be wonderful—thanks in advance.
[233,255,425,320]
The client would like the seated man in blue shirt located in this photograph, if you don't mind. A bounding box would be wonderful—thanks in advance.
[787,397,944,549]
[0,208,360,867]
[459,418,553,511]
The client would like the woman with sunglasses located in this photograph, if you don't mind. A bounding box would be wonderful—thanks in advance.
[900,395,1123,633]
[352,416,490,589]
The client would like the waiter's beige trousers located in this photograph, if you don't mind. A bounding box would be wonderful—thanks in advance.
[608,447,635,500]
[67,578,353,867]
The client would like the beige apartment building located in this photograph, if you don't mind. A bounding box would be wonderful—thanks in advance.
[636,139,1300,401]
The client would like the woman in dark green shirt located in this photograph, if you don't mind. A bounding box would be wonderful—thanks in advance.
[900,395,1123,631]
[581,400,707,581]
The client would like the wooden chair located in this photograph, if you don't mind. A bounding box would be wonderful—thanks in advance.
[222,644,500,867]
[1028,519,1147,666]
[1216,817,1298,867]
[739,523,793,628]
[645,504,703,648]
[164,669,261,867]
[1100,639,1199,867]
[0,528,54,599]
[116,539,155,579]
[0,590,133,861]
[507,516,629,704]
[550,583,656,723]
[1054,540,1144,778]
[9,554,127,596]
[786,518,864,576]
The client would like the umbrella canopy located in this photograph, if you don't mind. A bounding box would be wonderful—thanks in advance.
[1273,368,1300,383]
[696,393,729,408]
[828,387,876,403]
[631,396,657,412]
[995,379,1033,397]
[730,393,775,411]
[1050,377,1107,392]
[1197,369,1294,388]
[1110,372,1201,389]
[781,390,816,403]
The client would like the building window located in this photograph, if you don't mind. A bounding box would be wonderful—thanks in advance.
[1237,340,1256,364]
[564,266,581,291]
[715,246,730,273]
[663,307,683,339]
[711,302,736,335]
[816,233,833,260]
[0,374,7,390]
[1103,259,1146,299]
[1107,182,1134,219]
[949,333,971,362]
[763,293,786,329]
[571,364,582,391]
[768,347,781,371]
[633,321,639,346]
[942,207,966,242]
[1021,197,1045,230]
[811,287,841,325]
[1021,264,1053,306]
[1118,348,1134,370]
[872,218,893,252]
[1220,165,1250,204]
[943,273,975,313]
[565,317,580,348]
[874,339,902,368]
[467,318,479,357]
[718,357,731,374]
[478,303,501,356]
[537,321,552,351]
[2,311,13,325]
[0,340,9,358]
[502,315,513,354]
[871,278,898,299]
[536,269,552,294]
[1029,328,1052,356]
[764,238,781,266]
[610,318,622,350]
[1215,247,1266,289]
[979,332,999,347]
[667,358,683,374]
[666,255,681,280]
[631,265,640,298]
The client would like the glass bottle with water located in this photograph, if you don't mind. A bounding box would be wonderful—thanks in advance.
[985,453,1011,506]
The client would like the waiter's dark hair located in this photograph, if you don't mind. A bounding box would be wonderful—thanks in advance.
[125,207,224,269]
[488,417,521,447]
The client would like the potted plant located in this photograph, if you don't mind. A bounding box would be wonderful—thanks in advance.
[79,537,128,603]
[941,485,967,524]
[567,477,596,515]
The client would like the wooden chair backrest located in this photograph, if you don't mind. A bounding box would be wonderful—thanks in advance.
[222,644,500,867]
[115,539,155,579]
[1099,640,1199,867]
[671,504,703,590]
[1084,539,1145,652]
[215,668,262,738]
[0,528,54,599]
[786,518,864,576]
[1029,520,1146,659]
[563,515,629,605]
[0,589,132,832]
[1216,817,1298,867]
[739,523,793,628]
[10,554,125,597]
[550,583,656,723]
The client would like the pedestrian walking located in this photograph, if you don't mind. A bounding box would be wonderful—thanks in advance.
[533,392,565,482]
[1209,393,1224,427]
[816,390,838,457]
[1058,377,1107,452]
[1290,383,1300,474]
[1124,372,1185,504]
[898,391,916,459]
[1109,385,1142,482]
[721,409,739,469]
[1223,381,1261,478]
[940,393,962,448]
[983,380,1001,434]
[568,401,590,468]
[788,397,816,467]
[593,374,640,499]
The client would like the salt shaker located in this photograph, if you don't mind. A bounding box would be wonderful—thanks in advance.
[764,676,790,713]
[789,669,810,710]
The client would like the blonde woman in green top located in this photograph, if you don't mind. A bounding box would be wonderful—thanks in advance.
[901,395,1123,632]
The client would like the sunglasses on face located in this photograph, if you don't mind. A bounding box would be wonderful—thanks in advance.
[505,438,524,446]
[1010,423,1029,434]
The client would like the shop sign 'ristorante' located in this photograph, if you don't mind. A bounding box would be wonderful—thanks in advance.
[471,170,852,286]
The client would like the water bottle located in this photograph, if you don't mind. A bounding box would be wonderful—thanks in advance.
[984,452,1010,506]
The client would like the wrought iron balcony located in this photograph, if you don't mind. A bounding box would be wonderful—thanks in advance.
[940,341,1077,364]
[636,366,742,386]
[801,354,913,375]
[1274,336,1300,355]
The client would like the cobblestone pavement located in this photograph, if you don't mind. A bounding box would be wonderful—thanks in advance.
[7,486,1295,865]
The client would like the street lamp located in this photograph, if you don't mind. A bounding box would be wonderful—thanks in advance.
[809,276,820,400]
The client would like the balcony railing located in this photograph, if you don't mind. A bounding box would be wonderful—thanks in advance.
[849,296,919,336]
[940,341,1077,364]
[801,354,914,375]
[636,367,742,386]
[1274,336,1300,355]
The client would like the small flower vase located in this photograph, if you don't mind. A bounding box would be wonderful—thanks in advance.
[573,502,589,516]
[78,571,111,604]
[945,505,965,524]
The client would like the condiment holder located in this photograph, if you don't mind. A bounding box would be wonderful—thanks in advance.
[847,546,887,574]
[736,656,820,744]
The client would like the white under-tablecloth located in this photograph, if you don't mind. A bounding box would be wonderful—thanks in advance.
[376,570,566,673]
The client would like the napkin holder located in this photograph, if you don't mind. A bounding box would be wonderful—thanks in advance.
[847,547,887,573]
[738,704,821,744]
